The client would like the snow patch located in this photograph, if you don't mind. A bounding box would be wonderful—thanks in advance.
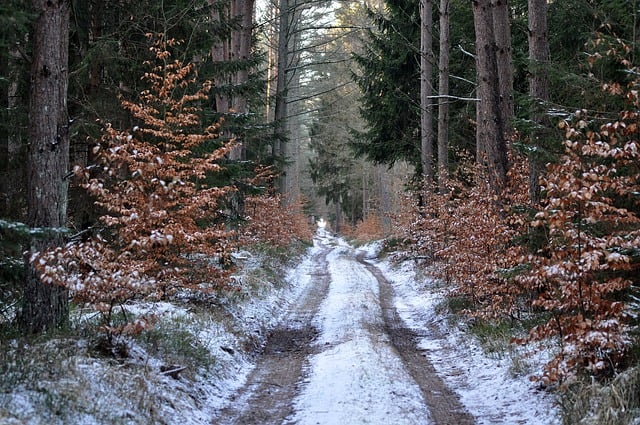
[373,252,560,425]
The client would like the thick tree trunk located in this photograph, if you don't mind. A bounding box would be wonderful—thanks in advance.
[20,0,71,333]
[527,0,550,202]
[472,0,507,193]
[437,0,450,192]
[420,0,434,189]
[492,0,514,132]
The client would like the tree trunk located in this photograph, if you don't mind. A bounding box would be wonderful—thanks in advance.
[229,0,255,160]
[274,0,289,192]
[210,0,230,114]
[437,0,450,193]
[527,0,550,202]
[420,0,434,189]
[0,45,25,219]
[20,0,71,333]
[472,0,507,193]
[492,0,514,132]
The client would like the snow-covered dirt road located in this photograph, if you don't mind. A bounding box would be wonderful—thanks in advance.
[0,233,559,424]
[214,235,478,425]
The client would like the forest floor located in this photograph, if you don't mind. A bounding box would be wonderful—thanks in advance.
[212,232,559,425]
[0,231,560,424]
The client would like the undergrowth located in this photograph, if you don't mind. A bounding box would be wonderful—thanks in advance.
[558,366,640,425]
[0,240,304,424]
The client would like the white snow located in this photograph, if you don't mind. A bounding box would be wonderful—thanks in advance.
[373,248,560,425]
[288,237,558,424]
[290,242,432,424]
[0,234,561,424]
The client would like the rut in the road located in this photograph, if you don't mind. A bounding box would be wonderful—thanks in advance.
[215,242,475,425]
[214,247,331,425]
[358,256,476,425]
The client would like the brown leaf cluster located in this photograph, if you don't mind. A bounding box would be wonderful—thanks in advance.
[394,39,640,384]
[517,107,640,385]
[343,214,386,243]
[240,194,313,248]
[394,153,531,319]
[34,36,238,335]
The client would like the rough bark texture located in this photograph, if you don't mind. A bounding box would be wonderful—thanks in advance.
[228,0,255,160]
[274,0,289,194]
[420,0,434,188]
[492,0,514,131]
[210,0,230,114]
[472,0,507,193]
[273,0,289,155]
[437,0,450,192]
[527,0,550,202]
[20,0,71,333]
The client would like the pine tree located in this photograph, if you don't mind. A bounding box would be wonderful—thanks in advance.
[20,0,71,333]
[351,0,421,169]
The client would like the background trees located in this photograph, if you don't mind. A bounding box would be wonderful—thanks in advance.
[351,0,421,171]
[1,0,639,392]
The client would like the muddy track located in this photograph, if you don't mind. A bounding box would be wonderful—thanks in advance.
[213,245,331,425]
[357,256,476,425]
[214,242,475,425]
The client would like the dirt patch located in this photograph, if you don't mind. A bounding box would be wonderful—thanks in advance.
[358,256,476,425]
[262,327,319,356]
[213,247,331,425]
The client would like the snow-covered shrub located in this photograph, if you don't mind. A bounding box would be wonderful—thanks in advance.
[516,106,640,384]
[32,35,238,339]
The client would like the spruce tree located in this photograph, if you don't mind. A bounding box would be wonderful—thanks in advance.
[351,0,421,169]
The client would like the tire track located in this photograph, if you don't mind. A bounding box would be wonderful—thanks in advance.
[358,255,476,425]
[213,242,331,425]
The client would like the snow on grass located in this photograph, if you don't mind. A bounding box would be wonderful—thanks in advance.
[0,242,321,425]
[370,246,560,425]
[1,236,562,424]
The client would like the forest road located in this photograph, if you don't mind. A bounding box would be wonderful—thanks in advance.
[212,235,475,425]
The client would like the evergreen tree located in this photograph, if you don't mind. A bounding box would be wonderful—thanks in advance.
[0,1,32,220]
[351,0,421,169]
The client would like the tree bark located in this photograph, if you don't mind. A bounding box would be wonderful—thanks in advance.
[228,0,255,160]
[20,0,71,333]
[527,0,550,202]
[210,0,230,114]
[472,0,507,193]
[420,0,434,189]
[437,0,450,192]
[0,45,25,219]
[492,0,514,132]
[274,0,289,192]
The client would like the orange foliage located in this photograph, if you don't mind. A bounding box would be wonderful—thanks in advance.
[516,107,640,384]
[397,152,531,319]
[343,214,386,243]
[33,35,237,335]
[509,37,640,384]
[240,194,313,248]
[393,36,640,385]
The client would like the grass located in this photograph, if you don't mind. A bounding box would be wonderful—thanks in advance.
[0,240,304,424]
[136,313,217,379]
[558,366,640,425]
[442,292,640,423]
[436,298,546,379]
